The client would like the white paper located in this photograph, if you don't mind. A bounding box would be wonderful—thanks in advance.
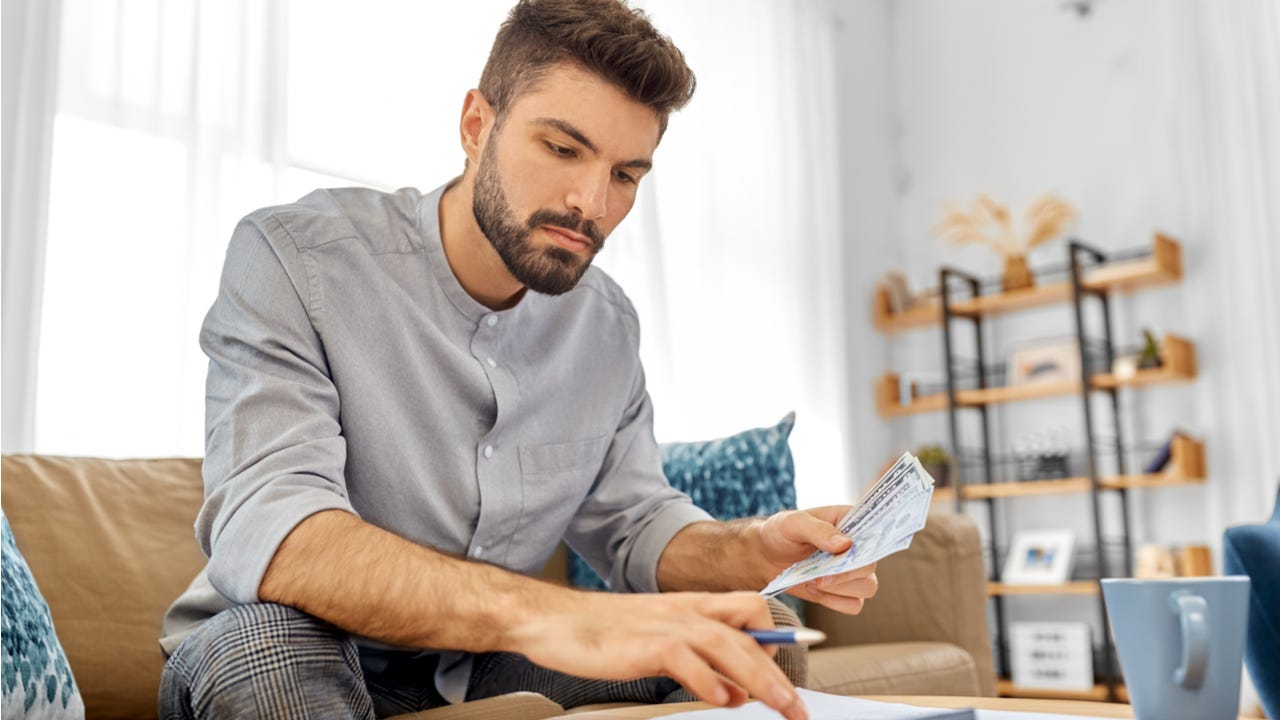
[660,688,1106,720]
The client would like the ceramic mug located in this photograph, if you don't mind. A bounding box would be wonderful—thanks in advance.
[1101,577,1250,720]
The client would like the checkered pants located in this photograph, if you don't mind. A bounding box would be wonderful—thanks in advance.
[159,601,806,719]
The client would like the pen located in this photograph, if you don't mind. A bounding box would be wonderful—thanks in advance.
[745,628,827,646]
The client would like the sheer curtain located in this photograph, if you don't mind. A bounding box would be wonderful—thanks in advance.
[600,0,853,506]
[1170,0,1280,528]
[8,0,856,503]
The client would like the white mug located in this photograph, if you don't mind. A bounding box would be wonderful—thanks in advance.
[1101,577,1250,720]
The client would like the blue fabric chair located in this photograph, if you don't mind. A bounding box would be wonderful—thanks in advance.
[1223,484,1280,720]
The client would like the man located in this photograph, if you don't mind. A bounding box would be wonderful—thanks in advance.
[159,1,877,718]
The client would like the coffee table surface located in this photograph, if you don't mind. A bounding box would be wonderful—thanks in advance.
[554,693,1253,718]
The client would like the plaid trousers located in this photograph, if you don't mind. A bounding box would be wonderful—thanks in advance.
[159,601,806,719]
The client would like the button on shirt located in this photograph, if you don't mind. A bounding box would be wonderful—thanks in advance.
[159,184,711,701]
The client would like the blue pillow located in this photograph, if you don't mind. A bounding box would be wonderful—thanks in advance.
[568,413,798,591]
[2,513,84,719]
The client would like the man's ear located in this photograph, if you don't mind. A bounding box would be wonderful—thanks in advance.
[459,89,495,166]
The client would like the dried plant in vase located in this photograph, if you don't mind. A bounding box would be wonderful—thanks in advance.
[932,193,1078,292]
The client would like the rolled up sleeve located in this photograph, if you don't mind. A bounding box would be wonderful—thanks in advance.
[196,215,354,604]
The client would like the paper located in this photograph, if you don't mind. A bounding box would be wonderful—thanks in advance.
[760,452,935,598]
[661,688,1105,719]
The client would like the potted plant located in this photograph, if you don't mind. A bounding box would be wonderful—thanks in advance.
[916,444,952,488]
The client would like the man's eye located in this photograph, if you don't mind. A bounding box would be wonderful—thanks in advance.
[546,142,575,157]
[614,170,637,185]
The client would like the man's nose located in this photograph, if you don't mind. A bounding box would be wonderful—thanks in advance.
[566,168,609,222]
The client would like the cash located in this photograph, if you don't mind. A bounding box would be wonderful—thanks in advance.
[760,452,936,598]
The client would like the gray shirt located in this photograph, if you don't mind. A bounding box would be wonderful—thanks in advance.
[161,183,710,699]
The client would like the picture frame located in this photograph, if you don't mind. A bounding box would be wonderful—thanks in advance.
[1002,529,1075,585]
[1008,338,1081,387]
[1010,622,1094,691]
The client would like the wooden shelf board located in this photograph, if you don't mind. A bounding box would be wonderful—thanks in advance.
[1093,367,1193,389]
[962,478,1092,499]
[988,581,1098,597]
[877,337,1197,417]
[885,393,948,417]
[954,437,1205,499]
[997,679,1128,702]
[951,282,1072,318]
[957,381,1081,406]
[931,486,956,506]
[873,234,1182,332]
[1100,473,1204,490]
[873,301,940,332]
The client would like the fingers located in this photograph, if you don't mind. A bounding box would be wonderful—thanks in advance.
[788,581,873,616]
[665,645,738,707]
[678,594,807,719]
[822,568,878,595]
[772,510,850,555]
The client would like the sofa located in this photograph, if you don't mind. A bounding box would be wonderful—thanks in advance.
[1,454,994,719]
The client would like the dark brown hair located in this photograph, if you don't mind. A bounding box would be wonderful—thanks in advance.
[479,0,695,137]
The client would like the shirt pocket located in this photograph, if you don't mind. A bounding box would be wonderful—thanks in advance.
[518,434,612,478]
[516,434,612,546]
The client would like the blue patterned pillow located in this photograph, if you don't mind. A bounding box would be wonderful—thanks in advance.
[568,413,798,591]
[2,513,84,719]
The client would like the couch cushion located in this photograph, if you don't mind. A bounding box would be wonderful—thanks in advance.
[807,642,980,696]
[568,413,797,590]
[2,513,85,718]
[1,455,205,720]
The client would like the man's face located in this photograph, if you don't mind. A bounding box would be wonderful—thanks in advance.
[472,63,661,295]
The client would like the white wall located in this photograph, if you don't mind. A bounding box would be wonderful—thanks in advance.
[831,0,1278,666]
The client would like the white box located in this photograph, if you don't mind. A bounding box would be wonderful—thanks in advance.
[1010,622,1094,690]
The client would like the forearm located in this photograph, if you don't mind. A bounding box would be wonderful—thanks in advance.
[656,518,773,592]
[258,509,554,652]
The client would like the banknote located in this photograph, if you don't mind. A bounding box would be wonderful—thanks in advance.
[760,452,936,598]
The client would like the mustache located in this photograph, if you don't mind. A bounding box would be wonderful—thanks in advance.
[527,209,604,251]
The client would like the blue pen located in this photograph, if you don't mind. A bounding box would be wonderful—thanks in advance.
[745,628,827,646]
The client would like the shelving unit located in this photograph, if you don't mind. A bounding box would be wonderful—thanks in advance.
[872,233,1181,333]
[874,335,1197,418]
[872,234,1203,702]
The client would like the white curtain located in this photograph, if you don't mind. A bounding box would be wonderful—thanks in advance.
[5,0,856,503]
[1171,0,1280,529]
[1,0,61,453]
[601,0,853,506]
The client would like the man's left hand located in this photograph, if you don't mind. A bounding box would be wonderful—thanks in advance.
[757,506,877,615]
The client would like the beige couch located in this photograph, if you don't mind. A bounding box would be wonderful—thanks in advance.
[1,454,994,719]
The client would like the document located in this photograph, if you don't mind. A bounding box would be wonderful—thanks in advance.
[662,689,1103,719]
[761,452,935,598]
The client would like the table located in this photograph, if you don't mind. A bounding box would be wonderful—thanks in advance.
[555,694,1254,718]
[555,695,1136,718]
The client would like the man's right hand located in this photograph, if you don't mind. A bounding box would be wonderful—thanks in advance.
[507,589,807,720]
[261,511,805,719]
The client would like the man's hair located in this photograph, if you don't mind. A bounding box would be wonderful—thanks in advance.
[479,0,695,137]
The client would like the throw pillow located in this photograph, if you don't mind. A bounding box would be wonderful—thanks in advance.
[2,513,84,720]
[568,412,798,592]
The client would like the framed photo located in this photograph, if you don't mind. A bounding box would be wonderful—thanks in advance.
[1002,529,1075,585]
[1010,622,1094,691]
[1009,338,1080,387]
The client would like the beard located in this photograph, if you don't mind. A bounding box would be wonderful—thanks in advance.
[472,141,606,296]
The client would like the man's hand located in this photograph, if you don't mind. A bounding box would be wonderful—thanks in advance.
[509,589,807,720]
[262,512,807,718]
[758,506,878,615]
[658,507,878,616]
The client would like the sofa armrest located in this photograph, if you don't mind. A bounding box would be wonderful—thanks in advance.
[802,511,995,696]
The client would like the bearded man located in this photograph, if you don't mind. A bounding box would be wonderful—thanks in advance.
[158,2,876,718]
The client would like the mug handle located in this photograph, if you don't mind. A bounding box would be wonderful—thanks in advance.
[1168,590,1209,689]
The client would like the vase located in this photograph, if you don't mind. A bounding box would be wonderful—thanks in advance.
[1002,254,1034,292]
[922,461,950,488]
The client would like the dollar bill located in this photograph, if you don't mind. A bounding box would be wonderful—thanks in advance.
[760,452,936,598]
